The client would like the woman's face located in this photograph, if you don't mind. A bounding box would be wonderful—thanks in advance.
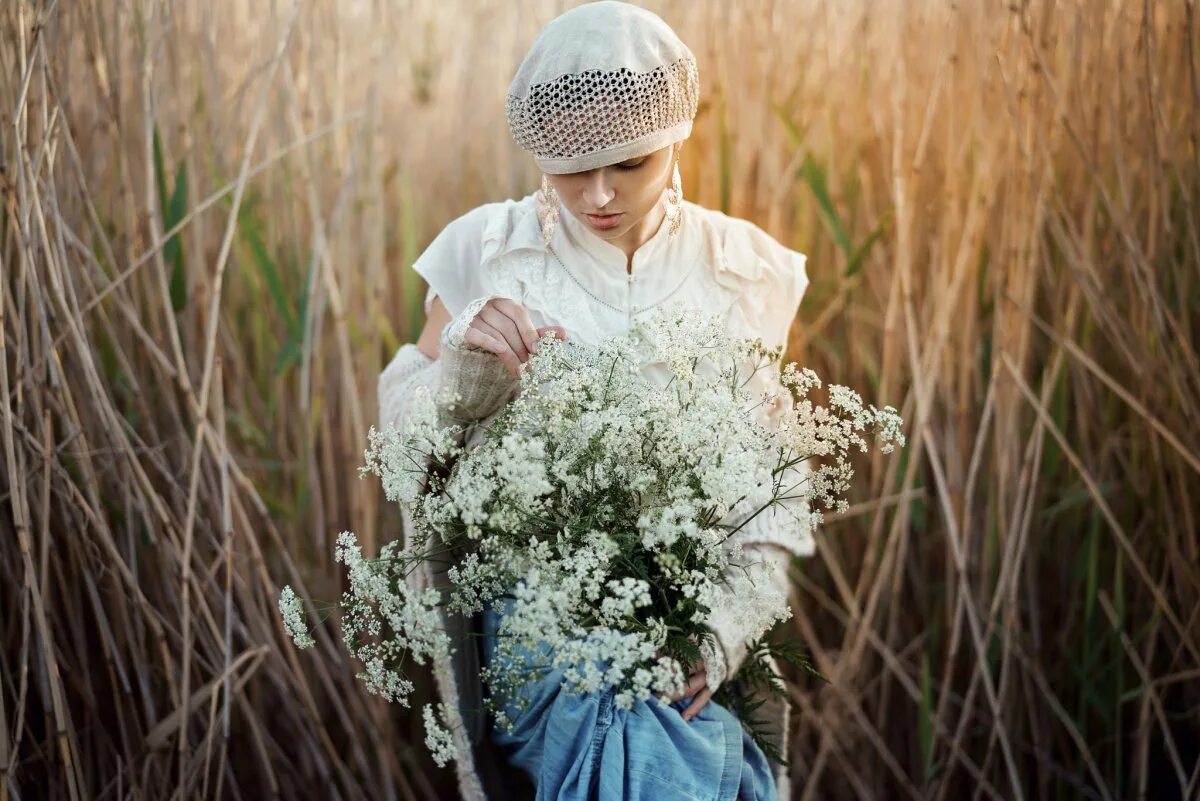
[546,143,677,243]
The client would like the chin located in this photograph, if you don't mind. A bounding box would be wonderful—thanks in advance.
[599,216,643,238]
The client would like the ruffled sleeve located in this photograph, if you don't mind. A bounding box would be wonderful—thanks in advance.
[710,215,810,357]
[410,204,493,319]
[768,247,808,357]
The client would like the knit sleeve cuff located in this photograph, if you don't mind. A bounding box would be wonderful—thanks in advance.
[377,293,522,435]
[435,297,522,425]
[728,496,816,559]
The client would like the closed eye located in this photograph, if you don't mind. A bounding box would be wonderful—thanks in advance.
[616,158,647,171]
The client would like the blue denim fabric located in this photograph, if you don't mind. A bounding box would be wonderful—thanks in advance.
[480,597,776,801]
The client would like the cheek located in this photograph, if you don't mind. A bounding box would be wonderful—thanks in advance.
[625,171,666,212]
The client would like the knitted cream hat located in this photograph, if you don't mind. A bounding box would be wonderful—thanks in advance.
[506,1,700,174]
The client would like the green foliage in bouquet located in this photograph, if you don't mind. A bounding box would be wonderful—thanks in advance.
[711,622,830,767]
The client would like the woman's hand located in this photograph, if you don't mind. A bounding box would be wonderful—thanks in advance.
[655,652,714,721]
[461,297,568,378]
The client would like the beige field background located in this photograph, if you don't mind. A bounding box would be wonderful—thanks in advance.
[2,0,1198,798]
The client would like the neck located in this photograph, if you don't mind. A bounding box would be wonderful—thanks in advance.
[608,201,667,273]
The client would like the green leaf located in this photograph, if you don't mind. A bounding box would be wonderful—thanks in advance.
[239,205,294,333]
[152,126,169,221]
[233,198,311,376]
[151,127,188,311]
[845,207,892,278]
[710,624,827,768]
[919,652,936,780]
[769,100,805,149]
[397,175,423,343]
[797,153,852,258]
[717,91,732,215]
[165,162,188,311]
[1042,482,1115,522]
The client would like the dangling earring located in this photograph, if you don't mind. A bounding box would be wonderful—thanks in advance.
[664,153,683,238]
[536,174,560,246]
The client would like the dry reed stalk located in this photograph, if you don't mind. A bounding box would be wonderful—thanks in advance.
[1,0,1197,799]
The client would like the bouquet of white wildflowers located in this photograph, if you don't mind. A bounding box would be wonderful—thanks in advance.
[278,308,904,767]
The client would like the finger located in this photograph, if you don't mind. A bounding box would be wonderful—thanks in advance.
[478,305,529,363]
[680,687,714,721]
[462,326,522,378]
[532,327,569,358]
[473,318,511,352]
[493,298,542,355]
[484,298,534,358]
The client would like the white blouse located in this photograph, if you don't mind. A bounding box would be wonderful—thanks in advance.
[415,191,808,360]
[410,190,815,559]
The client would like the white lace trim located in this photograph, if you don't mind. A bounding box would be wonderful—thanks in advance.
[727,490,817,559]
[477,198,609,345]
[444,293,516,350]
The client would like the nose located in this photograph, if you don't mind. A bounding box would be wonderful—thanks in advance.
[580,171,615,211]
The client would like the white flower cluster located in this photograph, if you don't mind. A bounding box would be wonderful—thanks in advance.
[598,577,652,625]
[360,382,464,512]
[276,305,906,768]
[422,703,458,767]
[288,530,453,709]
[277,585,315,649]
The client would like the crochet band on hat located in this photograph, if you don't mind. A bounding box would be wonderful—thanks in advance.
[506,1,700,174]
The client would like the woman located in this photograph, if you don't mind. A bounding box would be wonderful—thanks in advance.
[377,3,812,799]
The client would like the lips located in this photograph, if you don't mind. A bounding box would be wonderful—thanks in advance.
[584,212,624,229]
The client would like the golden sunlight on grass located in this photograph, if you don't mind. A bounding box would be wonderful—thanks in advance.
[1,1,1197,798]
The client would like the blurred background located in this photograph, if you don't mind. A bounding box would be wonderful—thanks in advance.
[2,0,1198,798]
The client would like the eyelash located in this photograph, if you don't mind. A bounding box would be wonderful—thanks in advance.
[617,160,646,171]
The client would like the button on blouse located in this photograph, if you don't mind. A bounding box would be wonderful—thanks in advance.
[544,200,704,328]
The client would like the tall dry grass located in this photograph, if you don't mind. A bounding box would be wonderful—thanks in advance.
[2,0,1198,798]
